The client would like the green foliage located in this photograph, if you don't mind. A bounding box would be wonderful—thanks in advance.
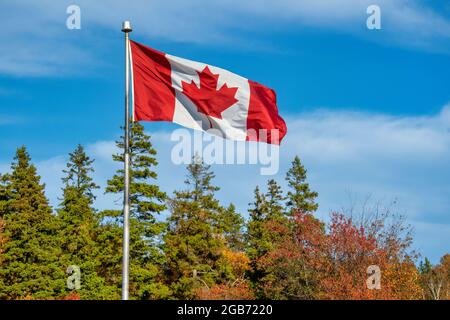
[247,187,269,260]
[0,147,65,299]
[246,182,289,298]
[104,122,169,299]
[285,156,318,214]
[164,156,244,298]
[247,156,319,298]
[247,179,289,260]
[216,203,245,251]
[265,179,286,220]
[57,145,117,299]
[419,258,433,274]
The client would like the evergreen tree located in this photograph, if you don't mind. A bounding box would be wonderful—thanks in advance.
[216,203,244,251]
[246,186,268,261]
[419,258,433,275]
[246,186,268,296]
[105,123,169,299]
[164,156,243,298]
[0,147,65,299]
[0,172,7,212]
[247,180,287,261]
[0,216,5,253]
[265,179,286,220]
[246,179,289,298]
[57,145,116,299]
[0,173,7,292]
[0,215,6,289]
[285,156,318,214]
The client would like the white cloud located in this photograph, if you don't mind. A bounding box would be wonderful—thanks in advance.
[0,2,99,76]
[281,105,450,219]
[1,0,449,76]
[76,0,450,46]
[286,106,450,163]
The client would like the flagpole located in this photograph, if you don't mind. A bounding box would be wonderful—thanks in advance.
[121,20,132,301]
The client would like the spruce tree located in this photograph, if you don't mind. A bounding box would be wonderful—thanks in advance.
[57,145,116,299]
[0,172,7,212]
[164,156,243,298]
[246,180,289,298]
[0,147,65,299]
[285,156,318,214]
[246,158,320,299]
[247,186,268,261]
[247,180,287,260]
[246,186,268,295]
[216,203,244,251]
[0,173,7,290]
[0,215,6,289]
[419,258,433,275]
[105,123,169,299]
[265,179,286,220]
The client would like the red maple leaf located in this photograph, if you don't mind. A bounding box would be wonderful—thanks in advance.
[181,66,239,120]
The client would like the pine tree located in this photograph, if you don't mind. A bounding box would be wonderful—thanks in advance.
[0,216,5,253]
[0,147,65,299]
[164,156,243,298]
[285,156,318,214]
[246,186,268,261]
[246,186,268,297]
[419,258,433,275]
[246,159,319,298]
[0,214,6,286]
[0,173,6,291]
[247,180,287,260]
[105,123,169,299]
[0,172,7,212]
[246,179,289,298]
[265,179,286,220]
[57,145,116,299]
[216,203,244,251]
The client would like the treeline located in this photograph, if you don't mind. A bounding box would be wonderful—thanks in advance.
[0,123,448,300]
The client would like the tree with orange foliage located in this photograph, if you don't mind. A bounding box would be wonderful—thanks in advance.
[320,212,422,300]
[248,156,322,299]
[319,212,383,299]
[62,292,81,300]
[256,210,422,300]
[195,248,254,300]
[195,282,254,300]
[256,212,325,299]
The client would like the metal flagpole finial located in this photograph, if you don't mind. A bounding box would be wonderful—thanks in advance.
[122,20,132,33]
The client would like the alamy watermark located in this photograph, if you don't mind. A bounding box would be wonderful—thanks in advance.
[366,265,381,290]
[66,5,81,30]
[366,5,382,30]
[170,127,281,175]
[67,265,81,290]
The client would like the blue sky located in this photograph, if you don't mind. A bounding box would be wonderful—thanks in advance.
[0,0,449,263]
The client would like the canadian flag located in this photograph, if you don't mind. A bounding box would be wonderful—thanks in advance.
[129,40,287,145]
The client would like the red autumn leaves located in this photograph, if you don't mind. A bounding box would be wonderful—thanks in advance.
[255,212,422,300]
